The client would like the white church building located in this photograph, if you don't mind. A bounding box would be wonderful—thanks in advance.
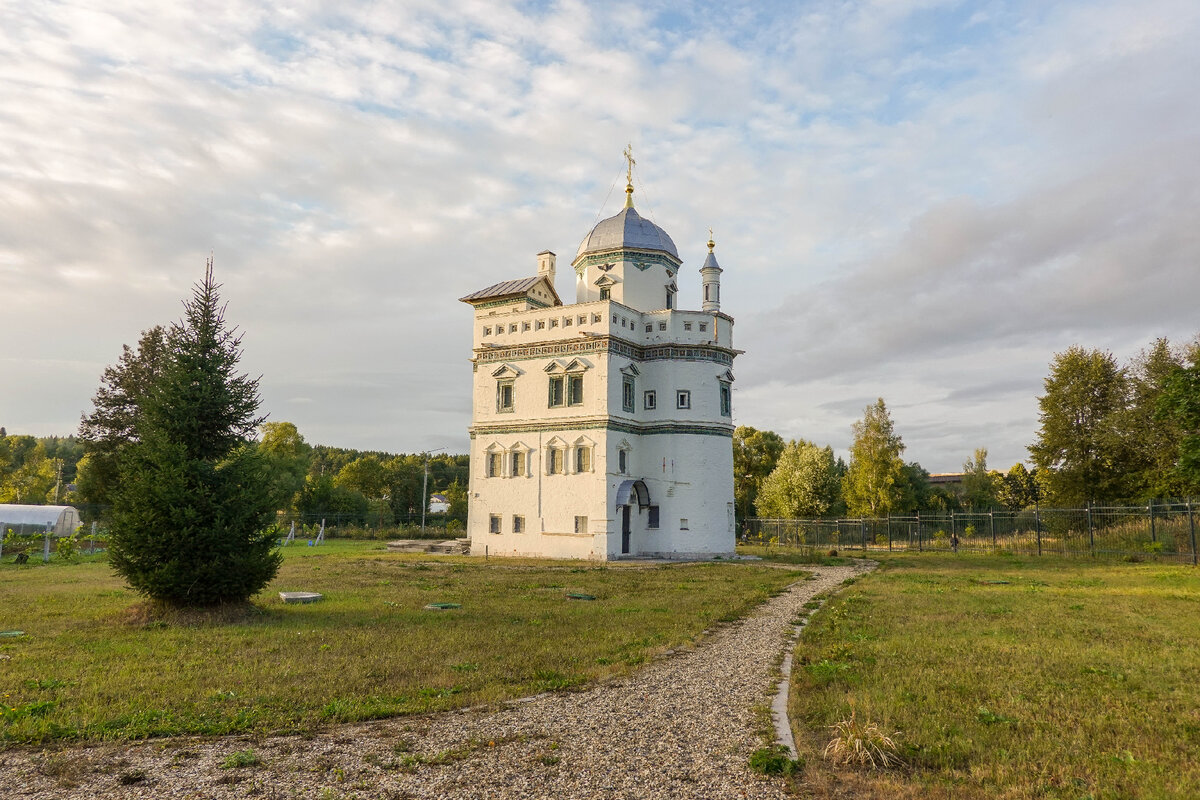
[460,161,739,560]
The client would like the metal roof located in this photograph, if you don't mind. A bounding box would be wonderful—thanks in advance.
[459,276,561,305]
[574,207,679,263]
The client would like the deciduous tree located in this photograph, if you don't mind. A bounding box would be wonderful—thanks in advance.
[732,426,785,519]
[842,398,905,517]
[756,439,839,519]
[1028,346,1129,505]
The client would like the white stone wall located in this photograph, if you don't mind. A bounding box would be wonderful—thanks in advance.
[466,279,736,560]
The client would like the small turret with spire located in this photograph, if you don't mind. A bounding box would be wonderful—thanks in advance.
[700,228,722,313]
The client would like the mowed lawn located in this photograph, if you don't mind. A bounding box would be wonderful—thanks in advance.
[790,552,1200,800]
[0,542,802,746]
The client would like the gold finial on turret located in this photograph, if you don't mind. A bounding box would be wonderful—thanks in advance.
[707,227,715,252]
[623,143,636,208]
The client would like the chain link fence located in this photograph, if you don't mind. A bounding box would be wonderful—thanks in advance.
[743,500,1200,564]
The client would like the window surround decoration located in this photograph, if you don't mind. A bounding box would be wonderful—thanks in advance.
[676,389,691,409]
[644,390,657,410]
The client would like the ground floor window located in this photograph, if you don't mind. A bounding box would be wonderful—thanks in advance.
[680,518,689,530]
[489,514,501,533]
[513,515,525,533]
[574,515,588,534]
[648,506,660,529]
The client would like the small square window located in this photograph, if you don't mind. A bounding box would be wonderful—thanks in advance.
[550,318,558,328]
[575,515,588,534]
[523,322,531,331]
[683,322,692,331]
[648,506,660,529]
[600,287,611,300]
[676,390,691,409]
[509,324,518,333]
[513,515,524,533]
[483,326,492,336]
[612,314,618,323]
[592,314,602,323]
[699,322,707,332]
[564,317,572,327]
[537,320,546,330]
[680,518,689,530]
[489,514,501,534]
[658,322,666,331]
[644,390,656,410]
[578,315,587,325]
[645,324,652,333]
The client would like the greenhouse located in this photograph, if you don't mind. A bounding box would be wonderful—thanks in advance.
[0,504,82,537]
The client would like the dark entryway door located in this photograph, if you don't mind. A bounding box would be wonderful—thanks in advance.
[621,505,631,554]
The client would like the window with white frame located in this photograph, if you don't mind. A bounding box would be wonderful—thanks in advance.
[644,390,657,410]
[676,390,691,409]
[622,375,635,413]
[511,449,526,476]
[618,447,628,474]
[719,382,732,416]
[548,447,564,474]
[600,287,611,300]
[496,380,514,413]
[575,445,591,473]
[487,451,502,477]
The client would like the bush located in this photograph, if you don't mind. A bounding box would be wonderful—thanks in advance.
[749,745,804,776]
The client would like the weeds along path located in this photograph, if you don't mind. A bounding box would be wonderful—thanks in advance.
[5,563,870,800]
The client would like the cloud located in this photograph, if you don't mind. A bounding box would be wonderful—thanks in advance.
[1,0,1196,476]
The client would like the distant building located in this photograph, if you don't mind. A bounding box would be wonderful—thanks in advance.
[928,473,965,487]
[428,493,450,514]
[460,156,738,560]
[0,504,82,537]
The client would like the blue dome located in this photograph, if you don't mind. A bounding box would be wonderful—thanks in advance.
[574,207,679,263]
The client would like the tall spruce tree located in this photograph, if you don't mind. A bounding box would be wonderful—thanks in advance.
[107,261,279,605]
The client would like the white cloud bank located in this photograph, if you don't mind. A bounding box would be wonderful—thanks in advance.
[1,0,1197,471]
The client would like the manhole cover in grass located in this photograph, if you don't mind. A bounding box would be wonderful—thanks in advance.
[279,592,324,604]
[424,602,462,611]
[566,593,597,601]
[0,630,25,638]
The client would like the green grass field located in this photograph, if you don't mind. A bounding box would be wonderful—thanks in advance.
[789,552,1200,799]
[0,542,802,747]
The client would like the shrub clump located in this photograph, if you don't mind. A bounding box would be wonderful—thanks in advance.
[749,744,804,776]
[823,710,904,770]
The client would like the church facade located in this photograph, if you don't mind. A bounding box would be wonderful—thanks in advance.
[460,166,738,560]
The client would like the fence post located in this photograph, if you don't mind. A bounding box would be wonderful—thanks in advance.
[887,514,893,551]
[1189,499,1197,567]
[990,511,996,551]
[43,525,51,563]
[861,519,867,552]
[950,511,956,550]
[1035,500,1042,556]
[917,511,923,552]
[1149,499,1156,543]
[1087,502,1095,557]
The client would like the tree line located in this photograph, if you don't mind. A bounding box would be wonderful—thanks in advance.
[736,334,1200,519]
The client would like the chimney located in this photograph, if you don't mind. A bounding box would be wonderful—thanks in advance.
[537,250,556,285]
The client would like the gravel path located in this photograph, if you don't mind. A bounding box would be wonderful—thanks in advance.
[3,563,871,800]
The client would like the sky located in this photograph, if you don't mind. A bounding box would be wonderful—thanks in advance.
[2,0,1198,472]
